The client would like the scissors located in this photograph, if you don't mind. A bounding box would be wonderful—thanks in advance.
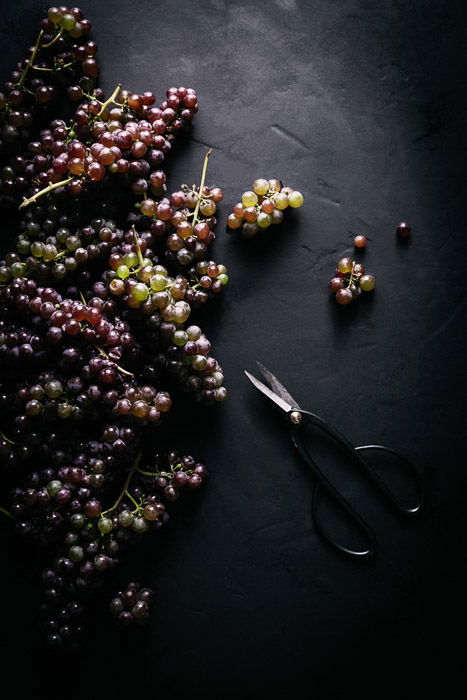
[245,362,423,558]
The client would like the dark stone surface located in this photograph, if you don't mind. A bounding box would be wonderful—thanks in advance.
[1,1,466,698]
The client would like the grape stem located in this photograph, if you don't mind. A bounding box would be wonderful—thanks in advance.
[136,467,159,477]
[93,345,134,377]
[17,30,44,87]
[132,226,145,268]
[0,430,16,445]
[97,84,122,117]
[19,177,74,210]
[192,149,212,225]
[40,27,64,49]
[0,505,14,520]
[101,450,142,516]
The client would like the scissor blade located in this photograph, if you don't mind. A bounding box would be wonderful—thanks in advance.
[244,370,294,415]
[256,361,301,410]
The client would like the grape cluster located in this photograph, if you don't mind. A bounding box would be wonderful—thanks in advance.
[110,582,154,627]
[227,178,304,237]
[0,8,227,649]
[329,257,376,305]
[0,6,98,160]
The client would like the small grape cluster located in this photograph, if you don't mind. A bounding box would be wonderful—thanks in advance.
[110,582,154,627]
[329,257,376,305]
[227,178,304,237]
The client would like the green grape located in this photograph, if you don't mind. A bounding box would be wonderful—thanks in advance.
[43,244,58,262]
[124,252,138,267]
[153,264,168,276]
[131,283,149,302]
[186,325,202,341]
[173,330,189,346]
[0,267,11,282]
[150,274,167,291]
[359,274,376,292]
[252,178,269,195]
[173,301,191,323]
[11,262,27,277]
[217,273,229,285]
[16,239,30,255]
[241,191,258,207]
[257,212,272,228]
[31,241,44,257]
[274,192,289,210]
[68,546,84,562]
[47,7,62,23]
[60,13,76,31]
[98,518,114,534]
[192,355,208,371]
[288,191,304,208]
[47,480,63,497]
[45,380,63,398]
[117,264,130,279]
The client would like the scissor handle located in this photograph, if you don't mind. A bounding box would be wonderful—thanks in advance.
[289,411,422,558]
[290,410,378,558]
[354,444,423,514]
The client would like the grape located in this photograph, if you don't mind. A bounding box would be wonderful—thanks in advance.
[354,234,367,248]
[359,274,376,292]
[288,190,304,208]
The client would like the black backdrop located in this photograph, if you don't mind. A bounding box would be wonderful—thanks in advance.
[1,1,467,698]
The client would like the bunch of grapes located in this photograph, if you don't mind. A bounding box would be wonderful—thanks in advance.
[0,6,99,161]
[227,178,304,237]
[0,7,226,650]
[329,256,376,305]
[110,582,154,627]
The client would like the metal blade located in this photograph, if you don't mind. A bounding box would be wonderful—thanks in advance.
[255,361,301,410]
[244,370,294,415]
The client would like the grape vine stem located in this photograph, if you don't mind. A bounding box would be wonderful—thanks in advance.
[97,84,122,117]
[19,177,74,209]
[0,505,14,520]
[101,450,142,516]
[192,149,212,224]
[17,30,44,87]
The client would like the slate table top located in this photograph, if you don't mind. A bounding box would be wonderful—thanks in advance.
[1,1,466,698]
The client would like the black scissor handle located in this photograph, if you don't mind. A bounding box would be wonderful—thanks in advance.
[289,411,422,559]
[354,444,423,514]
[290,410,378,558]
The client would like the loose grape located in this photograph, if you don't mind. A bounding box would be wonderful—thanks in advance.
[354,235,367,248]
[397,222,411,238]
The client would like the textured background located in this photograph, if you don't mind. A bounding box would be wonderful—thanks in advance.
[1,1,467,698]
